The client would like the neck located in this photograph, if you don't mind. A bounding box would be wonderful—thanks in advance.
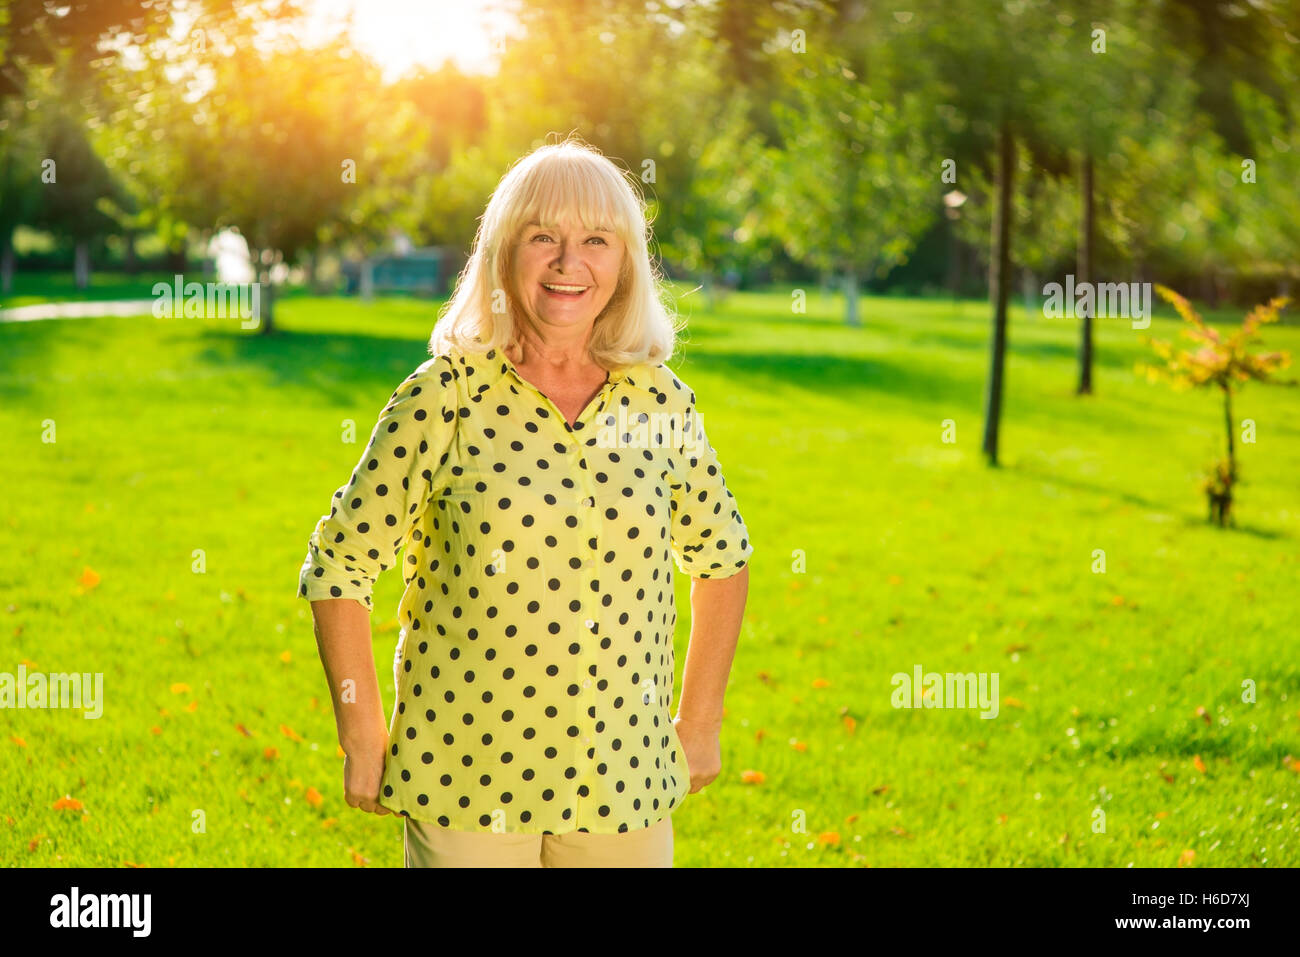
[509,322,597,370]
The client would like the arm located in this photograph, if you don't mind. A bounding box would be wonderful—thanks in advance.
[674,565,749,793]
[310,596,391,814]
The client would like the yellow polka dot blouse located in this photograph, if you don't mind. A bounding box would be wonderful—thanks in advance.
[297,345,754,834]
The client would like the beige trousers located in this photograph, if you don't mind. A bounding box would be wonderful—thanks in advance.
[403,815,673,868]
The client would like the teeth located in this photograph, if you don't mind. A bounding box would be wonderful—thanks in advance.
[543,283,586,293]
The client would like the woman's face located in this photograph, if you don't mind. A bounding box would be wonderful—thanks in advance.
[512,213,625,342]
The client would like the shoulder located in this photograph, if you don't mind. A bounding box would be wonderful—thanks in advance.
[628,361,697,411]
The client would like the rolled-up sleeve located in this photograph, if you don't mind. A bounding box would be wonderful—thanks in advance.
[297,356,456,611]
[668,387,754,579]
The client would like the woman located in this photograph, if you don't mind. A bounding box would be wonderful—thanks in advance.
[297,136,753,867]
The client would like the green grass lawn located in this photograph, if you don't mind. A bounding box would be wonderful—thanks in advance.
[2,285,1298,867]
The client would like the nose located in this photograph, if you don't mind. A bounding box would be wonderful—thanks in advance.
[550,237,584,274]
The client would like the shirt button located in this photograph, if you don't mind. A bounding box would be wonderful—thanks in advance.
[583,559,594,569]
[582,678,592,689]
[582,736,591,744]
[583,619,594,629]
[583,496,595,507]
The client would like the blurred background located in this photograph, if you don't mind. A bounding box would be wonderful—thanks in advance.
[1,0,1298,868]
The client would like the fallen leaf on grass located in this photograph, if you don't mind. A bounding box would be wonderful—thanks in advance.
[890,826,912,838]
[77,567,101,592]
[279,650,292,663]
[235,723,253,737]
[740,769,766,785]
[842,715,858,734]
[349,848,369,867]
[1003,697,1024,709]
[28,834,45,852]
[790,739,807,752]
[185,700,198,713]
[1195,705,1211,726]
[52,796,83,811]
[10,735,26,748]
[817,831,840,846]
[1178,849,1196,867]
[280,724,303,742]
[305,787,324,808]
[1193,755,1207,774]
[845,814,859,824]
[321,818,338,829]
[170,683,190,695]
[871,785,889,796]
[812,678,831,689]
[754,728,766,742]
[149,726,162,736]
[263,747,279,760]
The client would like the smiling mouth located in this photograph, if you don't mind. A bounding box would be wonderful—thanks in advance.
[541,282,589,298]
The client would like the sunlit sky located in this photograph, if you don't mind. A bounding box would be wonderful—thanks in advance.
[302,0,520,80]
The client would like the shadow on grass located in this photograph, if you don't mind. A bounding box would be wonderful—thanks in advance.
[670,344,985,411]
[1010,462,1289,541]
[187,326,439,408]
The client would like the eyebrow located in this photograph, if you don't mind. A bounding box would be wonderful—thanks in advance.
[525,221,615,233]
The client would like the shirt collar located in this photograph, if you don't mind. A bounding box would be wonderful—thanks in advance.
[467,346,658,396]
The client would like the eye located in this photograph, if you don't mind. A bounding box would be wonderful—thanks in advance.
[586,236,608,245]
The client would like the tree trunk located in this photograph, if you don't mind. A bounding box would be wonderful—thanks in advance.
[1021,267,1037,317]
[124,231,138,276]
[843,268,860,327]
[167,242,188,274]
[74,240,91,290]
[258,268,276,335]
[1,228,13,295]
[1077,151,1094,395]
[981,121,1014,466]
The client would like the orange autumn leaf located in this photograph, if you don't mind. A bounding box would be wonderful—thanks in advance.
[28,834,45,852]
[790,740,807,752]
[1193,755,1207,774]
[998,814,1009,825]
[754,728,766,742]
[845,813,859,824]
[1283,755,1300,773]
[1110,594,1125,606]
[349,848,369,867]
[757,671,772,683]
[740,769,766,785]
[19,658,38,668]
[169,683,190,695]
[890,826,912,838]
[812,678,831,689]
[817,831,840,846]
[124,861,149,868]
[185,700,198,713]
[1178,849,1196,868]
[321,818,339,829]
[280,724,303,742]
[78,566,101,591]
[1003,697,1024,709]
[149,726,162,736]
[52,795,84,811]
[234,723,253,737]
[263,747,279,760]
[279,650,292,663]
[1195,705,1211,726]
[842,715,858,734]
[1155,811,1169,819]
[10,735,26,748]
[305,787,324,808]
[872,784,889,795]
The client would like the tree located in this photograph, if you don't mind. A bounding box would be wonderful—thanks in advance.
[1140,287,1293,526]
[769,48,936,326]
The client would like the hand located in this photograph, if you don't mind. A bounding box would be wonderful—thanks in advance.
[673,715,722,794]
[342,735,393,815]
